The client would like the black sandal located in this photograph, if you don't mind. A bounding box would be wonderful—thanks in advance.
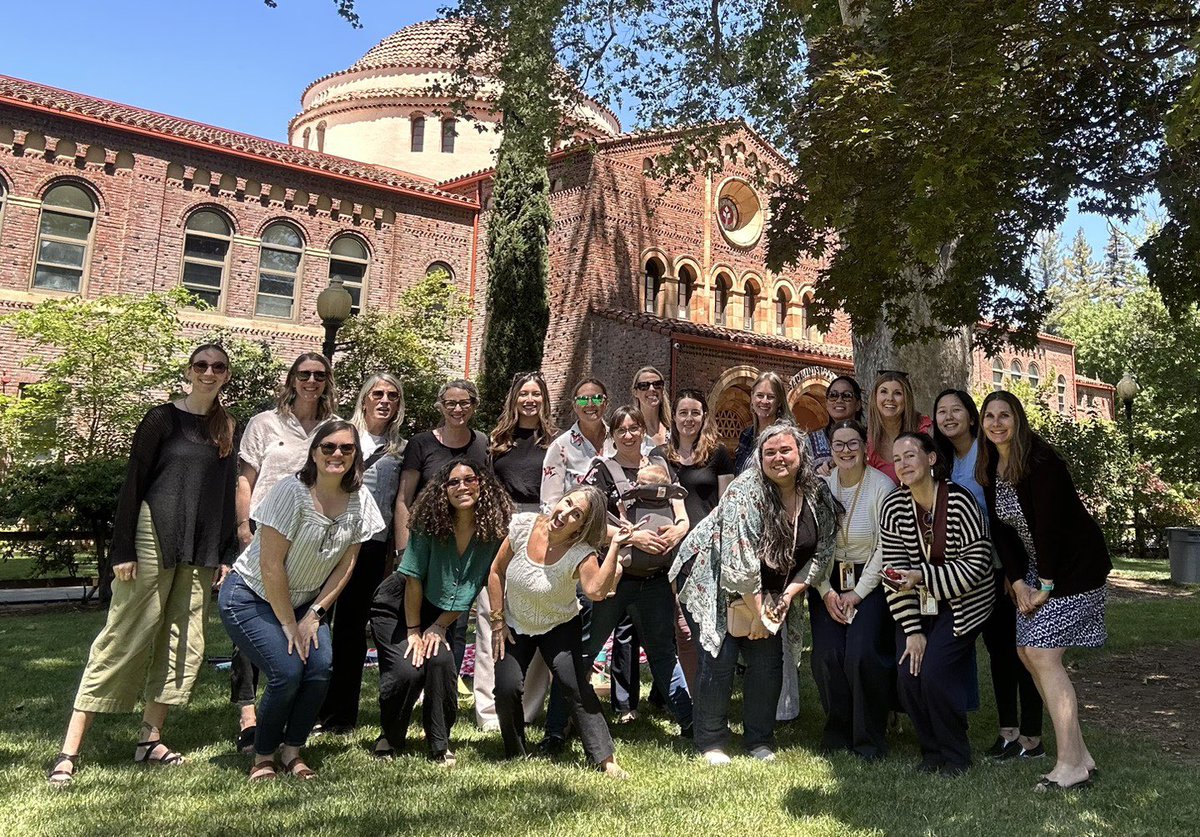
[236,726,257,755]
[47,752,79,788]
[134,740,185,766]
[371,736,396,761]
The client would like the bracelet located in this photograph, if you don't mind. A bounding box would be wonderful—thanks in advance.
[407,623,421,630]
[1039,582,1055,593]
[489,609,505,623]
[237,519,249,526]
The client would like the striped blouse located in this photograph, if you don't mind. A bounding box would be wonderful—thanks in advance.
[879,481,994,637]
[233,475,385,607]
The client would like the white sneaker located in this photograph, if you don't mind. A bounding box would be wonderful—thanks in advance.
[749,746,776,762]
[478,719,501,733]
[702,749,732,766]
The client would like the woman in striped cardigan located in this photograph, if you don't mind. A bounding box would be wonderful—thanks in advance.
[880,432,994,776]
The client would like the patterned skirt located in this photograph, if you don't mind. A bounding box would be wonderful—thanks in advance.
[1015,566,1107,649]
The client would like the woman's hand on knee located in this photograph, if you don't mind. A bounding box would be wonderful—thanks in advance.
[282,621,308,662]
[403,629,426,667]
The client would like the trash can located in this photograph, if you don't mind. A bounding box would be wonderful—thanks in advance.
[1166,527,1200,585]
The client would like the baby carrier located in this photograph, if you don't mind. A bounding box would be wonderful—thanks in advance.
[602,457,688,575]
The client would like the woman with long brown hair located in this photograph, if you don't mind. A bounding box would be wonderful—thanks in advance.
[631,365,672,449]
[50,344,238,786]
[978,391,1110,791]
[733,371,792,474]
[866,371,932,484]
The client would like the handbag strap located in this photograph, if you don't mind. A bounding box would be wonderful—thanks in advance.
[930,480,950,566]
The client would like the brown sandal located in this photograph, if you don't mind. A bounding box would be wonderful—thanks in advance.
[48,752,79,788]
[283,756,317,780]
[248,760,277,782]
[135,740,185,766]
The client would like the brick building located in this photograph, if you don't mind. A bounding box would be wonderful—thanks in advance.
[0,19,1112,446]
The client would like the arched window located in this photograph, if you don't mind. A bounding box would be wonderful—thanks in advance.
[677,265,695,320]
[1057,375,1067,412]
[33,183,97,293]
[1010,359,1023,382]
[714,274,731,326]
[411,116,425,153]
[774,288,789,336]
[316,122,326,154]
[329,235,368,315]
[992,358,1004,391]
[1028,362,1041,389]
[426,261,455,282]
[301,127,311,149]
[802,293,819,341]
[0,178,6,237]
[256,221,304,319]
[643,260,664,315]
[441,118,456,153]
[743,280,759,332]
[181,210,232,307]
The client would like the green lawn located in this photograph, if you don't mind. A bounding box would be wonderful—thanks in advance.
[1,576,1197,836]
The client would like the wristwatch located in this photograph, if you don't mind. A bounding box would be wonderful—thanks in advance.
[308,604,327,620]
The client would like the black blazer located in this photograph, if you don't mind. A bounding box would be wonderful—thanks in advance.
[982,438,1111,597]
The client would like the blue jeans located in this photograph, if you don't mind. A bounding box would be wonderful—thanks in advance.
[218,572,332,756]
[689,610,783,753]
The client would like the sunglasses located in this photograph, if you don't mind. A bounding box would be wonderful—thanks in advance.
[318,442,356,455]
[513,371,544,383]
[191,360,229,374]
[634,380,665,391]
[368,389,401,402]
[826,391,857,402]
[877,369,910,380]
[575,394,606,407]
[296,370,328,382]
[446,475,479,488]
[441,399,476,411]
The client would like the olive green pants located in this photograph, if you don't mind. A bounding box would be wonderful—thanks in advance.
[74,504,215,713]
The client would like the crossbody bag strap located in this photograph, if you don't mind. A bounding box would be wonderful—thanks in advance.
[930,480,950,566]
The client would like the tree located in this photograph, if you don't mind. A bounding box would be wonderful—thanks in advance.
[332,270,471,434]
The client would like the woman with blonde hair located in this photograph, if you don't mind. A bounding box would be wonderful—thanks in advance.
[866,371,932,484]
[630,366,672,449]
[316,372,407,734]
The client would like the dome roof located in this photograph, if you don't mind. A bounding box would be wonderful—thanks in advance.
[348,19,481,72]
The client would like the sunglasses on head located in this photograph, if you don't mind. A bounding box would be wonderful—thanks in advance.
[191,360,229,374]
[575,394,606,407]
[296,370,328,382]
[318,442,356,455]
[877,369,910,380]
[446,475,479,488]
[513,371,544,383]
[634,380,665,391]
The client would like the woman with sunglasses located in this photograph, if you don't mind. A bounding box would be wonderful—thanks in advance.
[867,371,932,485]
[978,391,1109,791]
[49,345,238,787]
[932,389,1044,764]
[229,351,338,753]
[315,374,407,735]
[473,373,557,732]
[631,366,672,449]
[812,376,865,472]
[396,379,490,678]
[219,421,384,781]
[809,419,896,760]
[880,432,993,776]
[733,371,792,474]
[540,378,613,511]
[370,459,512,764]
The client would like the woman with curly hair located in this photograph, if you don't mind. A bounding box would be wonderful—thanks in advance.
[369,459,513,764]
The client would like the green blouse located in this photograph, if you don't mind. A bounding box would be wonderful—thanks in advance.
[398,530,502,612]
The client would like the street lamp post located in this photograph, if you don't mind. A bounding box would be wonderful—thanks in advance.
[1115,372,1141,558]
[316,276,354,361]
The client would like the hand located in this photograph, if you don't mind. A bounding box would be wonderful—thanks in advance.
[747,614,769,640]
[898,569,924,592]
[814,458,834,477]
[823,590,849,624]
[113,561,137,583]
[655,522,688,551]
[212,565,231,590]
[1012,580,1038,615]
[899,633,926,676]
[838,591,863,614]
[629,528,669,554]
[282,621,308,663]
[491,621,513,662]
[403,628,426,667]
[296,611,320,661]
[1024,588,1051,615]
[613,519,644,548]
[237,522,253,548]
[423,623,449,659]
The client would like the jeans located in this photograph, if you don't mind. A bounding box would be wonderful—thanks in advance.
[318,539,387,729]
[690,611,783,753]
[218,572,332,756]
[981,569,1044,736]
[495,617,615,764]
[808,585,895,758]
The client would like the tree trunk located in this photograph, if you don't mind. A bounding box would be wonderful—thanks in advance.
[852,321,972,415]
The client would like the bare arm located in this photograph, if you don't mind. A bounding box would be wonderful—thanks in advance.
[579,524,639,600]
[236,461,258,548]
[487,538,515,621]
[394,470,420,552]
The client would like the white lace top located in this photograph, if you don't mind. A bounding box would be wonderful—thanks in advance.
[503,512,596,636]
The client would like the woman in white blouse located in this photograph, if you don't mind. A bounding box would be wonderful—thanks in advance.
[539,378,613,511]
[219,421,384,782]
[810,419,897,760]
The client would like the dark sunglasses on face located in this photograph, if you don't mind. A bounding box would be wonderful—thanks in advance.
[826,391,857,402]
[191,360,229,374]
[634,380,665,391]
[575,394,605,407]
[446,475,480,488]
[296,370,328,382]
[369,390,400,401]
[319,442,356,455]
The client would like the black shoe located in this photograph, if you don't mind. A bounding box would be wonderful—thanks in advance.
[679,724,694,740]
[989,737,1022,761]
[917,758,943,774]
[537,736,566,757]
[236,726,256,755]
[1019,743,1047,760]
[939,762,970,778]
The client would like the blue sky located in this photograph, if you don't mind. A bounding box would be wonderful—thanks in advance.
[4,0,1144,257]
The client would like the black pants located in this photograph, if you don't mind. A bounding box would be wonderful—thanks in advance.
[495,616,615,764]
[981,569,1044,736]
[610,618,640,712]
[895,608,981,769]
[808,585,895,759]
[317,539,388,729]
[371,573,458,756]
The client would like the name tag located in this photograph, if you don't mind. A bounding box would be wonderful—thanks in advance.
[919,587,938,616]
[839,562,857,591]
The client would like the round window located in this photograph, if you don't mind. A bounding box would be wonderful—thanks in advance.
[715,179,763,247]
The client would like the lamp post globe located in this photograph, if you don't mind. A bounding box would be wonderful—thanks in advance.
[317,277,354,361]
[1115,371,1139,423]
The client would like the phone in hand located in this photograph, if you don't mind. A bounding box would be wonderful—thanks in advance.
[882,567,905,591]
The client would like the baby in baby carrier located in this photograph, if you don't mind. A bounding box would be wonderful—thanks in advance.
[605,461,688,578]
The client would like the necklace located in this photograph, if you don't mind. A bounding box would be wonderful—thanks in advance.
[835,474,865,550]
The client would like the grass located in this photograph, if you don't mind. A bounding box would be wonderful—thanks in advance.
[0,556,97,583]
[1,569,1198,836]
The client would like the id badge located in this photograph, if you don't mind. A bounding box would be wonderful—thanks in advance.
[918,587,939,616]
[839,562,857,592]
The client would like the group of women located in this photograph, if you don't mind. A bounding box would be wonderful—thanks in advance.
[47,348,1110,794]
